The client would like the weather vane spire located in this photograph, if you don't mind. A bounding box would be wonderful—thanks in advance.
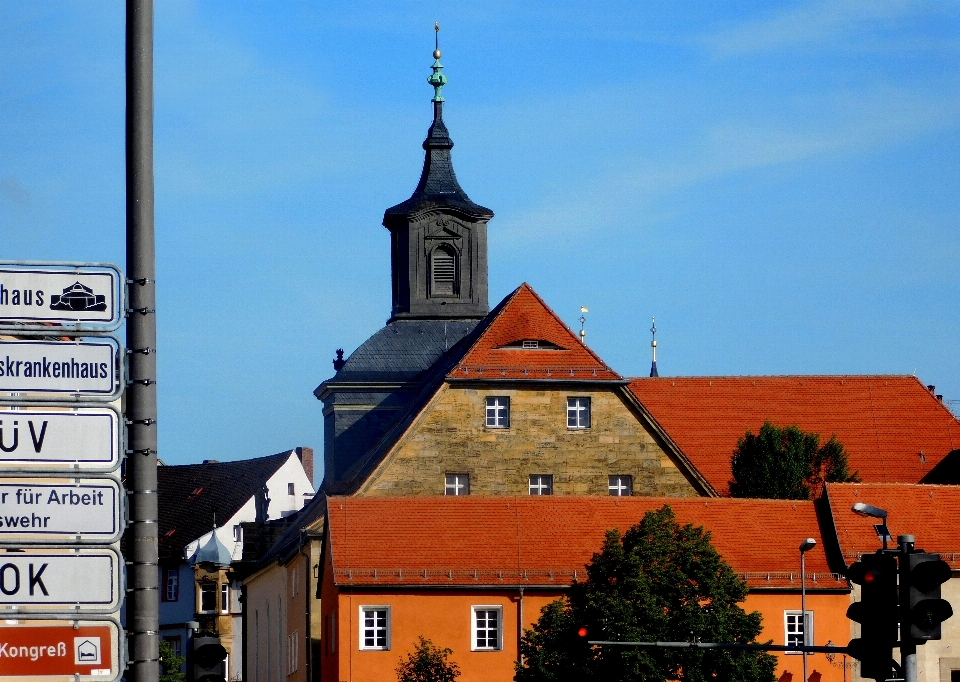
[649,316,659,377]
[428,22,447,102]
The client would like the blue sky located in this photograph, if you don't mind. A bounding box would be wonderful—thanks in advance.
[1,1,958,467]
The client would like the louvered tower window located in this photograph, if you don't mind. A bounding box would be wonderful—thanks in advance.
[431,246,456,296]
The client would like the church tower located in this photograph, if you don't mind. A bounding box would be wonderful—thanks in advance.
[382,36,494,321]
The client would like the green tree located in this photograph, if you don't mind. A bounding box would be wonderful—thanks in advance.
[729,422,859,499]
[515,506,777,682]
[158,639,186,682]
[396,636,461,682]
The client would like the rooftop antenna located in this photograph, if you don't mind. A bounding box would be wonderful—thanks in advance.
[579,305,588,344]
[649,317,659,377]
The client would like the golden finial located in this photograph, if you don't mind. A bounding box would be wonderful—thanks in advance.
[434,22,441,59]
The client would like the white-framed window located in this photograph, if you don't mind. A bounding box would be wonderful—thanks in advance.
[567,397,591,429]
[163,568,178,602]
[199,582,217,613]
[220,583,230,613]
[529,474,553,496]
[471,606,503,651]
[445,474,470,496]
[359,606,390,650]
[163,635,182,659]
[485,396,510,428]
[288,482,295,496]
[608,475,632,496]
[784,610,813,651]
[286,631,299,675]
[233,524,242,541]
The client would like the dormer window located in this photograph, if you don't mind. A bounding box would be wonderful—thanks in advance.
[522,340,538,349]
[495,339,565,351]
[431,245,457,296]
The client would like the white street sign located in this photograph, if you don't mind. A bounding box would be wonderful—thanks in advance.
[0,549,121,612]
[0,406,120,471]
[0,264,122,332]
[0,479,122,543]
[0,339,121,400]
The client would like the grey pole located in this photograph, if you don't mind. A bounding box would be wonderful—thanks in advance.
[125,3,159,682]
[799,538,817,682]
[899,535,917,682]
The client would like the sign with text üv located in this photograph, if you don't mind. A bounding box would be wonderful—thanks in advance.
[0,619,121,681]
[0,339,121,400]
[0,264,123,333]
[0,479,123,543]
[0,407,120,472]
[0,549,121,613]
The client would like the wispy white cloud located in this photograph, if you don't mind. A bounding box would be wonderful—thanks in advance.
[703,0,935,58]
[494,81,960,245]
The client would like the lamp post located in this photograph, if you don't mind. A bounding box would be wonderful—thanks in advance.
[800,538,817,682]
[851,501,890,550]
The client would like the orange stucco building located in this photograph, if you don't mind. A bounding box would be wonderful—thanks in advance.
[319,496,853,682]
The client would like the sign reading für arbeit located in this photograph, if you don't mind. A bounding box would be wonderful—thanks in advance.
[0,264,122,332]
[0,479,122,543]
[0,620,119,680]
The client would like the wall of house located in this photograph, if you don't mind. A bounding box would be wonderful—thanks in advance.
[245,565,287,682]
[360,385,700,497]
[746,591,852,682]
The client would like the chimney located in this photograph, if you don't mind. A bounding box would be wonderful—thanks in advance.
[296,446,314,488]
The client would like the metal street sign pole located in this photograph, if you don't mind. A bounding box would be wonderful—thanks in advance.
[125,2,159,682]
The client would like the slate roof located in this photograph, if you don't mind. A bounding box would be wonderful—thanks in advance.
[254,492,327,569]
[318,319,480,390]
[628,375,960,496]
[824,483,960,568]
[448,283,622,381]
[324,496,841,590]
[384,101,493,221]
[157,451,294,561]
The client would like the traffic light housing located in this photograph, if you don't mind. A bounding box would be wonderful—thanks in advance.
[191,636,227,682]
[846,553,898,681]
[900,552,954,642]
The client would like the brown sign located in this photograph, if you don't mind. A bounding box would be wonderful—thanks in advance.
[0,621,118,680]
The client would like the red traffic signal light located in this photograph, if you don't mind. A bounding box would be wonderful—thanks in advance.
[577,627,588,638]
[845,553,898,681]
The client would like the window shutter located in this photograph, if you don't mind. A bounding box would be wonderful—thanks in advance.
[432,248,456,295]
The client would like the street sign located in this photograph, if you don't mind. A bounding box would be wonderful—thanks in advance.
[0,339,121,400]
[0,548,121,613]
[0,263,123,333]
[0,618,121,681]
[0,479,123,543]
[0,406,120,472]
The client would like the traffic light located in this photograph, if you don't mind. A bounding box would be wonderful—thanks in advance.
[845,552,898,681]
[191,636,227,682]
[900,552,954,642]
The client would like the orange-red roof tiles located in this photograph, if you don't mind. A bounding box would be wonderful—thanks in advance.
[449,284,621,381]
[825,483,960,569]
[628,376,960,496]
[325,496,840,589]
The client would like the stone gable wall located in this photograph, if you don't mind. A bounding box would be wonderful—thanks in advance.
[361,384,701,497]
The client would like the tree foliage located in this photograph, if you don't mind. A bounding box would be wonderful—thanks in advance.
[396,636,461,682]
[515,506,777,682]
[729,421,859,499]
[158,639,186,682]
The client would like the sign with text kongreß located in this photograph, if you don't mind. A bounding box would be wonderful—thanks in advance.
[0,618,121,681]
[0,406,120,472]
[0,548,121,613]
[0,263,123,333]
[0,478,123,543]
[0,338,122,400]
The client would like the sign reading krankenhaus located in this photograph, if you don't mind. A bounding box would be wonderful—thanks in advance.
[0,338,121,399]
[0,263,122,332]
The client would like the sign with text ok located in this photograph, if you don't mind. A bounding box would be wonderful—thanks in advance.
[0,549,121,613]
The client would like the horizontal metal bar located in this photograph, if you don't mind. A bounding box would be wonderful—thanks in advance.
[588,641,848,654]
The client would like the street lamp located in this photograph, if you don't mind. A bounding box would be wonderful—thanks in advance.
[800,538,817,682]
[851,502,890,549]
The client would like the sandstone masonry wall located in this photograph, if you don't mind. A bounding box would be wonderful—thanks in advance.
[362,384,701,497]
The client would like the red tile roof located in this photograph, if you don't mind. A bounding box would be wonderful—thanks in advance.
[448,283,621,381]
[825,483,960,569]
[628,376,960,496]
[324,496,841,589]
